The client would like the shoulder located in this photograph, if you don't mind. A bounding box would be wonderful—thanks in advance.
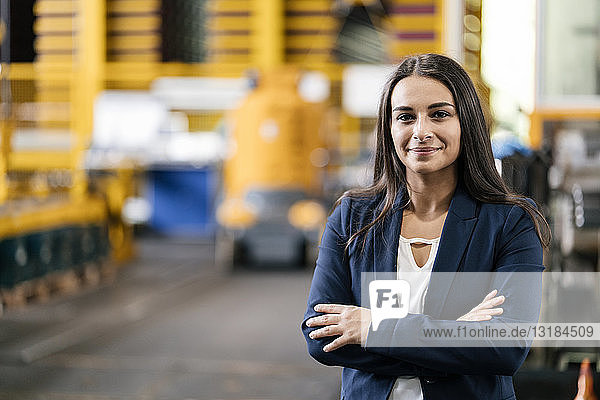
[478,198,539,244]
[479,196,537,218]
[332,191,383,216]
[328,193,382,234]
[478,198,544,266]
[456,184,537,224]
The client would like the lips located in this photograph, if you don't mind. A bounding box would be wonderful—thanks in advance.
[409,146,442,155]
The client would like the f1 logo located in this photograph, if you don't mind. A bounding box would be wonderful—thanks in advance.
[369,280,410,331]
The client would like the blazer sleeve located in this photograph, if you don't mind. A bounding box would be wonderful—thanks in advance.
[364,203,545,376]
[301,197,444,377]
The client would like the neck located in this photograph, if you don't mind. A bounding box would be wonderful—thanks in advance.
[405,165,457,216]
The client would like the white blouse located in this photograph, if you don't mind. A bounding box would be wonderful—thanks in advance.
[390,235,440,400]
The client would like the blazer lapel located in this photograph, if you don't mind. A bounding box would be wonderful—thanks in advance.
[372,189,406,279]
[372,208,402,278]
[423,184,478,318]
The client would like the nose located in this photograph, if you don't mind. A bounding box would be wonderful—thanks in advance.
[412,115,433,142]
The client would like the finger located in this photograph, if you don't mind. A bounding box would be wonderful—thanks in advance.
[309,325,341,340]
[458,313,492,322]
[468,307,504,320]
[314,304,347,313]
[458,307,504,321]
[482,295,505,308]
[306,314,341,327]
[473,307,504,316]
[472,295,505,311]
[323,336,348,352]
[483,289,498,302]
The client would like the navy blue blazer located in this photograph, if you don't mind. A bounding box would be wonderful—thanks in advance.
[301,184,544,400]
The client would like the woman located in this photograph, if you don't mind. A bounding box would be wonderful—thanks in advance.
[301,54,550,400]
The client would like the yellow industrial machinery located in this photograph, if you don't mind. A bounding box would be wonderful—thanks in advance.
[216,67,329,266]
[223,69,326,199]
[212,0,458,267]
[0,0,467,299]
[0,0,125,306]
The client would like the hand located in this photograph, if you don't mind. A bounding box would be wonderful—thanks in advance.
[457,289,504,321]
[305,304,372,352]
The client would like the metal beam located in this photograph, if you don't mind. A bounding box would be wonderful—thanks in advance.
[0,0,11,203]
[70,0,106,199]
[252,0,284,69]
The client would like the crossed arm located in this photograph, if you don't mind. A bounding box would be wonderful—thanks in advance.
[302,201,543,376]
[306,289,504,352]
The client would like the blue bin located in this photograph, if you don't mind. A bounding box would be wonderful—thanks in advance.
[147,166,217,236]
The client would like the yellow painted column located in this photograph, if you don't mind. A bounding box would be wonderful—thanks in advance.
[252,0,284,70]
[339,113,361,158]
[0,101,10,204]
[71,0,105,199]
[0,11,10,203]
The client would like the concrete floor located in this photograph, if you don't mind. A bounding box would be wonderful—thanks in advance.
[0,237,340,400]
[1,237,598,400]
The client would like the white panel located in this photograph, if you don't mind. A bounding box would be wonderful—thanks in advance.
[93,91,167,150]
[151,77,251,111]
[443,0,465,62]
[342,65,396,118]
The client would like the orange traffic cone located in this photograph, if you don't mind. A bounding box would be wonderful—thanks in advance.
[574,358,598,400]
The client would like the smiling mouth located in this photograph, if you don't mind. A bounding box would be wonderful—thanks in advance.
[409,147,442,155]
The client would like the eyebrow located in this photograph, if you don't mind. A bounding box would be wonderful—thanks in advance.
[392,102,455,112]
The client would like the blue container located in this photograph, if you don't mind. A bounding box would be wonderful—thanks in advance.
[147,166,217,236]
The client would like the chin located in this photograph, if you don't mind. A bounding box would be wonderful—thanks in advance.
[406,162,455,176]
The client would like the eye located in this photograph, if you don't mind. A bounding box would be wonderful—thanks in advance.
[395,113,415,122]
[431,110,451,119]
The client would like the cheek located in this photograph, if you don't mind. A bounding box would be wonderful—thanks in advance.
[392,136,408,162]
[443,123,461,147]
[447,131,461,158]
[391,126,410,153]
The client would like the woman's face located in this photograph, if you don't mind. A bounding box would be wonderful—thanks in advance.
[390,75,461,178]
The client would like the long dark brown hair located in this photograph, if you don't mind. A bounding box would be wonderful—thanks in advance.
[337,53,551,250]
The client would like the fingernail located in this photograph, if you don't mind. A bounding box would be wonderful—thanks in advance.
[323,346,330,352]
[309,332,315,338]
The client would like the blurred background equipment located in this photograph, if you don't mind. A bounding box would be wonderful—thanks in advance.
[0,0,467,314]
[484,0,600,382]
[0,0,112,307]
[215,67,329,267]
[0,0,599,399]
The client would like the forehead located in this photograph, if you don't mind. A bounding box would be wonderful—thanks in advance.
[391,75,454,106]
